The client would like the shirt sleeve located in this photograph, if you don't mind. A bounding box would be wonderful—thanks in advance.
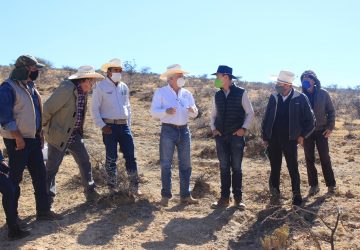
[0,82,18,131]
[210,97,217,131]
[91,85,106,128]
[188,93,198,118]
[126,84,131,126]
[150,89,167,119]
[241,91,255,129]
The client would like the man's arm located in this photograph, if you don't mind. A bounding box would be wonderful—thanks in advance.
[150,89,167,119]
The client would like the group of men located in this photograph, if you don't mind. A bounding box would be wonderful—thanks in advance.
[0,55,336,241]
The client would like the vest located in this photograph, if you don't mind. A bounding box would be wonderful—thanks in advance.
[214,84,246,135]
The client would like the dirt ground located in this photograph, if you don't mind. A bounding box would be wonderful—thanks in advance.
[0,68,359,249]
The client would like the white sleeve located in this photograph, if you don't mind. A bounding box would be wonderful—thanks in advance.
[91,85,106,128]
[241,91,255,129]
[150,89,167,119]
[126,85,131,126]
[210,97,217,131]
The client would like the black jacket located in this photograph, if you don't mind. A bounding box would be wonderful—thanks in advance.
[261,89,316,141]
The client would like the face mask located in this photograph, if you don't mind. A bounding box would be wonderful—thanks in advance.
[176,78,185,88]
[214,79,223,88]
[111,73,122,82]
[302,80,311,90]
[29,70,39,81]
[275,85,286,94]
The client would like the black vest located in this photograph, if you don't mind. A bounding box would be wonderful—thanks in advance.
[215,84,246,135]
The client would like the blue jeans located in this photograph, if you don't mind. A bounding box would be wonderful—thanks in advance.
[46,133,95,198]
[102,124,138,187]
[0,173,17,226]
[215,134,245,200]
[3,136,51,215]
[160,124,192,198]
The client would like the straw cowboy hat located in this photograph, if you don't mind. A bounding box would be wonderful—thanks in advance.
[101,58,123,72]
[270,70,296,85]
[68,66,105,80]
[160,64,189,80]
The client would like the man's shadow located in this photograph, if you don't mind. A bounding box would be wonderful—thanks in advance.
[142,207,236,249]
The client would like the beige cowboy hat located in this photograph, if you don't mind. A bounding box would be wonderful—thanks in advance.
[270,70,297,86]
[160,64,189,80]
[68,66,105,80]
[101,58,123,72]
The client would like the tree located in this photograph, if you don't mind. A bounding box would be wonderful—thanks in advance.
[140,66,151,74]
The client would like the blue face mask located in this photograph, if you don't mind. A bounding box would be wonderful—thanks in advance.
[302,80,311,89]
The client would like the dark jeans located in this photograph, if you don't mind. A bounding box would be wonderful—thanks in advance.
[215,134,245,200]
[0,173,17,226]
[46,133,95,198]
[102,124,138,187]
[303,130,336,187]
[3,136,51,215]
[268,137,302,197]
[159,124,192,198]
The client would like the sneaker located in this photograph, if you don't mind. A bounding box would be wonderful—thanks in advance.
[210,197,230,209]
[85,190,100,202]
[234,199,246,210]
[160,197,170,207]
[308,186,320,196]
[8,224,30,241]
[327,186,337,194]
[180,196,199,205]
[36,211,63,221]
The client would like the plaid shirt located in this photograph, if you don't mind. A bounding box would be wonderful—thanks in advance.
[68,84,86,144]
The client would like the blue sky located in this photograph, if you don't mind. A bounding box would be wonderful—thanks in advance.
[0,0,359,87]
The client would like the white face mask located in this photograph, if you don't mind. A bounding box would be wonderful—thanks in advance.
[111,73,122,82]
[176,78,185,88]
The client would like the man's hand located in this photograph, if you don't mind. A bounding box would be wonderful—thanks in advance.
[102,125,112,135]
[0,160,9,168]
[297,136,304,147]
[233,128,246,137]
[323,129,332,138]
[166,107,177,115]
[187,107,195,113]
[212,129,222,137]
[10,131,25,150]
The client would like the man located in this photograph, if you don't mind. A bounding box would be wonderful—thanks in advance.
[262,70,315,206]
[150,64,199,207]
[210,65,254,209]
[92,58,140,194]
[0,149,30,240]
[301,70,336,196]
[43,66,104,204]
[0,55,62,221]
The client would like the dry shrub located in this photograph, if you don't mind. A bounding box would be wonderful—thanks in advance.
[198,145,217,159]
[261,224,290,250]
[192,174,211,198]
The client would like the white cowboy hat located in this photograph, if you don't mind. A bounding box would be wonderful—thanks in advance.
[270,70,296,85]
[68,66,105,80]
[101,58,123,72]
[160,64,189,80]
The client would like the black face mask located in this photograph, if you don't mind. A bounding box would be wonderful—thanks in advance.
[29,70,39,81]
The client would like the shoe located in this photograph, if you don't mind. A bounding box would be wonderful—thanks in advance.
[308,186,320,196]
[36,211,63,221]
[8,224,30,241]
[234,199,246,210]
[210,197,230,209]
[85,189,100,202]
[327,186,337,194]
[292,195,303,206]
[180,196,199,205]
[160,197,170,207]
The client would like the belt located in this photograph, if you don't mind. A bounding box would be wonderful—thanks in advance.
[103,118,127,125]
[162,123,187,129]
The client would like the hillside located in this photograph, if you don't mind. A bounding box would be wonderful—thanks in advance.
[0,66,360,249]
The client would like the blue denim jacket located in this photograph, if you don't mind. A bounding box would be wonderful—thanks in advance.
[0,81,41,131]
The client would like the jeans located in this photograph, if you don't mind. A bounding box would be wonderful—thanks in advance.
[160,124,192,198]
[303,130,336,187]
[46,133,95,198]
[268,137,302,198]
[0,173,17,226]
[102,124,138,187]
[215,134,245,200]
[3,136,51,215]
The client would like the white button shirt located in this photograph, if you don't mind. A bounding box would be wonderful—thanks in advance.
[151,85,198,125]
[91,77,131,128]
